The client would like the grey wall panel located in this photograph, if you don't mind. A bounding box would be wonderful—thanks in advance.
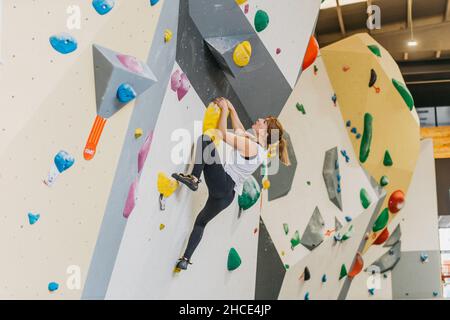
[176,0,293,128]
[392,250,442,299]
[255,218,286,300]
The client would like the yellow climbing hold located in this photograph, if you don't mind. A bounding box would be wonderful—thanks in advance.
[262,178,271,190]
[134,128,143,139]
[164,29,173,43]
[268,143,278,158]
[160,224,165,230]
[233,41,252,67]
[235,0,248,5]
[157,172,179,198]
[203,102,229,145]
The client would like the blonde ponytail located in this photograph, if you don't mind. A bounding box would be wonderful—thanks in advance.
[278,137,291,166]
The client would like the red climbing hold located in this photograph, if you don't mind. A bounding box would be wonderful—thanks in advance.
[342,65,350,72]
[388,190,405,214]
[348,253,364,278]
[373,228,389,245]
[302,36,319,71]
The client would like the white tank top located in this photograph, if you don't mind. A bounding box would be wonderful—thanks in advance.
[223,144,268,195]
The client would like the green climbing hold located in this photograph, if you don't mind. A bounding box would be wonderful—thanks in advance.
[254,10,269,32]
[284,264,290,270]
[341,225,354,241]
[290,231,301,249]
[360,188,372,209]
[283,223,289,235]
[368,45,381,57]
[359,113,373,163]
[372,208,389,232]
[383,150,393,167]
[238,176,261,211]
[380,175,389,187]
[296,103,306,115]
[339,264,348,280]
[227,247,242,271]
[392,79,414,111]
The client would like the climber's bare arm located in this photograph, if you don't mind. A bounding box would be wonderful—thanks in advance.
[225,100,246,133]
[216,97,257,157]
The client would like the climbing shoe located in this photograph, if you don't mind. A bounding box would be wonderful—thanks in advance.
[171,173,200,192]
[174,257,192,273]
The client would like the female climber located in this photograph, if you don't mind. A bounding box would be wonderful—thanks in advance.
[172,97,290,271]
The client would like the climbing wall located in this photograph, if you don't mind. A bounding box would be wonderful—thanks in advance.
[0,0,437,300]
[346,139,442,299]
[105,62,261,299]
[321,34,421,255]
[258,55,378,287]
[0,0,163,299]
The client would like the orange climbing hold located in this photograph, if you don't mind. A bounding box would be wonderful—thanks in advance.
[302,36,319,71]
[373,227,389,245]
[348,253,364,278]
[83,115,107,160]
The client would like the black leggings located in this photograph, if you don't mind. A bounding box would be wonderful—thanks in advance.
[183,135,235,260]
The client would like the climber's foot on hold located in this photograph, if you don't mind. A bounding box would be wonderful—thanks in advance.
[174,257,192,273]
[171,173,200,192]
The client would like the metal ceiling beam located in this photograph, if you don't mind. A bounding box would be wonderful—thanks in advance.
[336,0,346,36]
[367,0,373,34]
[319,20,450,51]
[407,0,413,30]
[446,0,450,21]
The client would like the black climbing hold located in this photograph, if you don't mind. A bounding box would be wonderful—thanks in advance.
[304,267,311,281]
[369,69,377,87]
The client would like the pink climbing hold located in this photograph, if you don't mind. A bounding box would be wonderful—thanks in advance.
[171,70,182,92]
[276,48,281,55]
[123,178,139,218]
[177,73,190,101]
[138,131,153,174]
[117,54,144,74]
[170,70,190,100]
[244,4,249,14]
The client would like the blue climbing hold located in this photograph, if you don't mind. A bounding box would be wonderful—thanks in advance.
[304,292,310,300]
[346,120,351,127]
[117,83,137,103]
[356,133,361,139]
[150,0,160,5]
[337,186,341,194]
[420,252,429,263]
[54,151,75,173]
[351,127,357,134]
[28,213,40,225]
[49,33,78,54]
[345,216,352,222]
[368,288,375,296]
[322,274,327,283]
[92,0,115,15]
[48,282,59,292]
[334,233,342,241]
[433,291,439,297]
